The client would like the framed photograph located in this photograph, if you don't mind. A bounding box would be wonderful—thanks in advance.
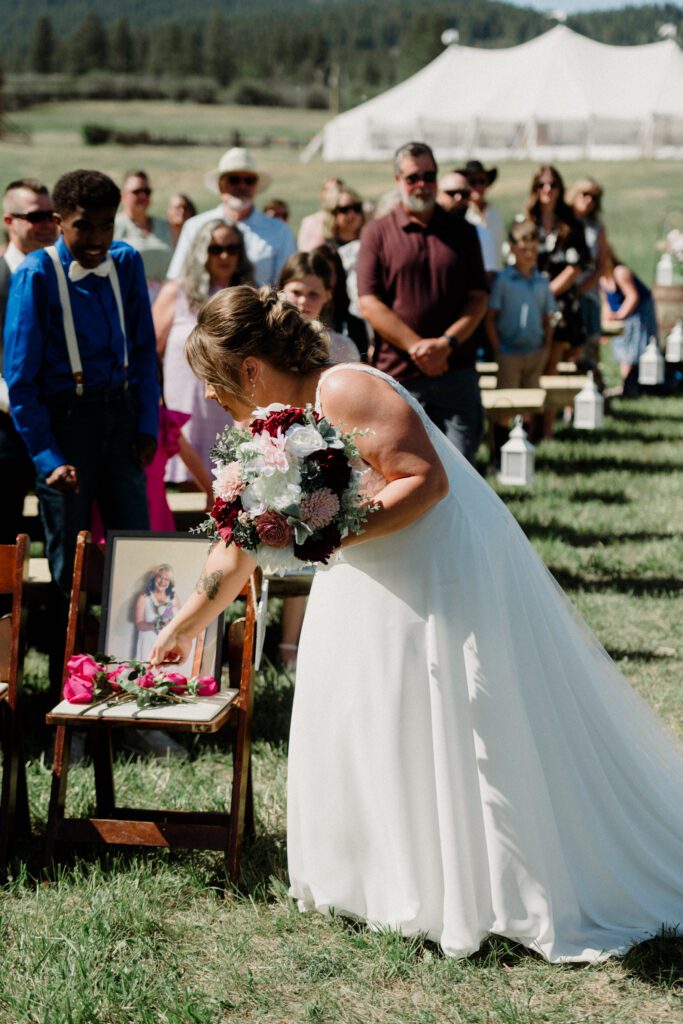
[99,532,224,682]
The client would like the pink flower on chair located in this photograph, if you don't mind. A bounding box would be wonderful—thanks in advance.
[137,671,156,689]
[165,672,188,694]
[64,654,101,703]
[195,676,219,696]
[63,675,95,704]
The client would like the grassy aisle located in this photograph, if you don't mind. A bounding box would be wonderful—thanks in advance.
[1,392,682,1024]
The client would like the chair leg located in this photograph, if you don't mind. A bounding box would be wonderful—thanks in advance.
[244,761,255,842]
[226,711,253,883]
[92,727,115,817]
[44,725,72,869]
[0,710,31,877]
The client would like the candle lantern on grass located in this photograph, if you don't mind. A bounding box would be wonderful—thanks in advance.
[638,337,665,386]
[498,416,534,486]
[573,371,604,430]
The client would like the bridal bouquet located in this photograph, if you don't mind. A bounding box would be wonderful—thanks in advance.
[200,403,376,574]
[64,654,219,711]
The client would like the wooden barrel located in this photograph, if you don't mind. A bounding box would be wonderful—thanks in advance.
[652,284,683,338]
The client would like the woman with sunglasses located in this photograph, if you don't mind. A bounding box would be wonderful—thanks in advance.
[525,166,590,378]
[567,177,609,368]
[153,218,253,482]
[114,170,173,301]
[322,185,366,249]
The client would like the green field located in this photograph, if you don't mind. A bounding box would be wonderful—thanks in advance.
[2,99,680,281]
[1,100,683,1023]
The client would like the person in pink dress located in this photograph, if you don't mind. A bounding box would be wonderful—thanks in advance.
[153,218,253,485]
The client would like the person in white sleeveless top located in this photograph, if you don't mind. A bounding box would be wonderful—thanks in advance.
[149,286,683,965]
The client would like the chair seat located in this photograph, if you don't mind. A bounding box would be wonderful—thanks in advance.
[47,689,239,731]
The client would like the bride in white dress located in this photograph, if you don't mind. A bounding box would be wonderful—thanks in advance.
[150,285,683,964]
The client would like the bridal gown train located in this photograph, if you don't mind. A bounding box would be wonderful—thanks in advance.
[287,363,683,964]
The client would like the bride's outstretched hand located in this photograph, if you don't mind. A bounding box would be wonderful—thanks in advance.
[149,621,192,666]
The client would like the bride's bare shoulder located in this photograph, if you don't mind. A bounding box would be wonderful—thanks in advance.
[319,366,397,412]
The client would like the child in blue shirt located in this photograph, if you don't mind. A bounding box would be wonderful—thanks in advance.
[4,169,159,601]
[487,220,557,389]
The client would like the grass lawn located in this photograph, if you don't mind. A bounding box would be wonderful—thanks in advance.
[0,99,682,1022]
[2,99,681,279]
[1,382,682,1023]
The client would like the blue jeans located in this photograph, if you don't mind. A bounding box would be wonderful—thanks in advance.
[403,367,484,465]
[37,386,149,599]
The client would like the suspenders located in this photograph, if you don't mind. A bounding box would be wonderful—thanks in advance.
[45,247,128,396]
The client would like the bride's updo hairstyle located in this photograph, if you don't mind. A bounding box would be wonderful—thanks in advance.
[185,285,331,402]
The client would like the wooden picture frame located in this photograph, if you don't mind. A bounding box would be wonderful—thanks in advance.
[99,532,223,682]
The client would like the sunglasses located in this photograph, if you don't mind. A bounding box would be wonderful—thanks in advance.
[536,181,560,190]
[131,187,152,196]
[10,210,55,224]
[225,174,258,187]
[335,202,363,215]
[468,177,489,187]
[403,170,437,185]
[580,191,600,200]
[443,188,471,199]
[208,243,242,256]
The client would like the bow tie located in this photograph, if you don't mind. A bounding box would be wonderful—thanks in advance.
[68,254,113,283]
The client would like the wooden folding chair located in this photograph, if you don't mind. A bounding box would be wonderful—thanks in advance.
[0,534,31,876]
[44,532,257,882]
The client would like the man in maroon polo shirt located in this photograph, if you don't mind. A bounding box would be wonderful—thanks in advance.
[357,142,488,463]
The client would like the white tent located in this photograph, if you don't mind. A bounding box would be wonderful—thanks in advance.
[321,26,683,161]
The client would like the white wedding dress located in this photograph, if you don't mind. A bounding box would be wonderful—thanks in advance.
[287,363,683,963]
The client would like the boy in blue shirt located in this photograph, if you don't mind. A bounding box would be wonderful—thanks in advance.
[4,169,159,601]
[486,220,557,390]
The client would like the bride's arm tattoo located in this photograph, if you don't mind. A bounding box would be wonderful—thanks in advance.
[196,569,223,600]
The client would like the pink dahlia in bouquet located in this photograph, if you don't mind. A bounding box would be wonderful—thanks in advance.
[64,654,219,710]
[200,403,377,574]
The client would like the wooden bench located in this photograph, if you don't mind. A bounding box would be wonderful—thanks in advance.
[480,388,547,464]
[539,375,591,409]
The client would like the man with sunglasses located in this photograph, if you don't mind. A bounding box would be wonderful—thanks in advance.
[167,147,295,287]
[0,178,58,543]
[357,142,488,464]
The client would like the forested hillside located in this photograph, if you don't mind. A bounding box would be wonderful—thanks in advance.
[2,1,681,110]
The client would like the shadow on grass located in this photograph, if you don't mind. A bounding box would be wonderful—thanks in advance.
[622,930,683,991]
[566,487,631,504]
[519,521,675,547]
[537,455,683,476]
[609,405,683,425]
[604,647,676,664]
[550,567,681,597]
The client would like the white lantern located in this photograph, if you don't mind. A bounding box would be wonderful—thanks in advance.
[638,337,665,386]
[573,371,604,430]
[498,417,534,486]
[665,319,683,363]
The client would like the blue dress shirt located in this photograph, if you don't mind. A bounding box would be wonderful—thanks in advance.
[488,266,557,355]
[4,238,159,479]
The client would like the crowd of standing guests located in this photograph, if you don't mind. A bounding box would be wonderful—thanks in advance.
[0,143,661,680]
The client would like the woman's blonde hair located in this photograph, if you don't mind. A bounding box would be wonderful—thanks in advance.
[566,176,603,219]
[181,218,253,310]
[185,285,331,404]
[322,185,365,242]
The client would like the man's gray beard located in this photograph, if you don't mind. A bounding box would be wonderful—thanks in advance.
[224,195,251,214]
[401,191,436,215]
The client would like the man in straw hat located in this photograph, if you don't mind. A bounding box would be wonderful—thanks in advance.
[167,147,295,286]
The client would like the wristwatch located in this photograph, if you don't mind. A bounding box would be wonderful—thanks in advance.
[442,333,458,350]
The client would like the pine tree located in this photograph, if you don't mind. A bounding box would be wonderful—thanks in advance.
[109,17,136,74]
[69,13,109,75]
[28,15,56,74]
[203,9,234,86]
